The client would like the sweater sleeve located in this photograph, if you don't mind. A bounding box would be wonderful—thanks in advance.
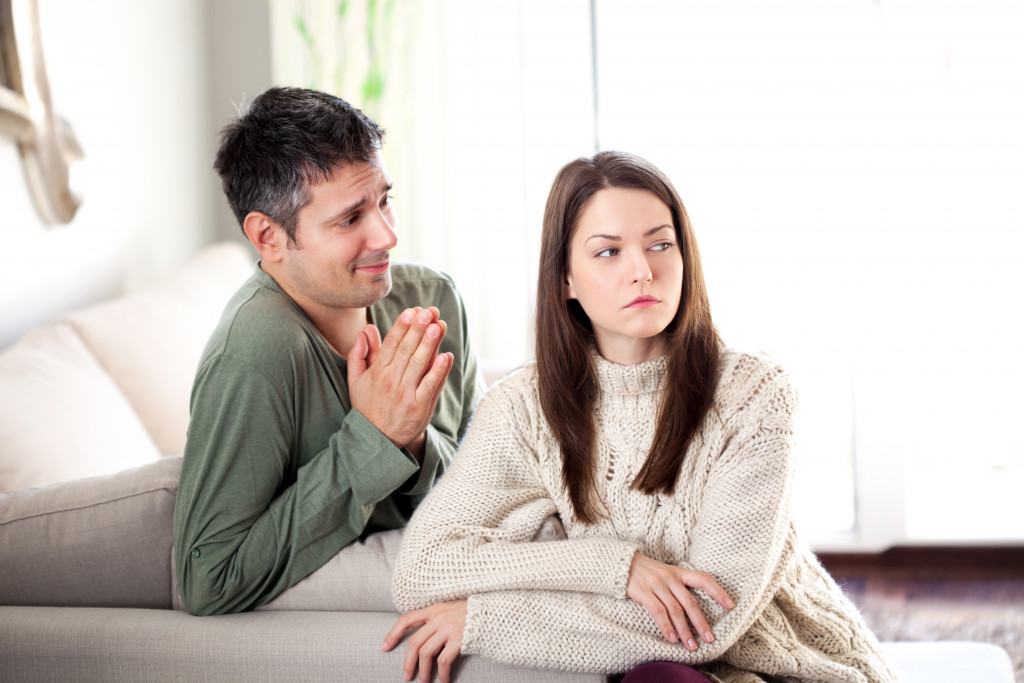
[455,362,800,672]
[174,354,420,616]
[391,375,639,611]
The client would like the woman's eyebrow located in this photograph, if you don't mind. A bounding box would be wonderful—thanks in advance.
[583,225,672,244]
[584,233,620,244]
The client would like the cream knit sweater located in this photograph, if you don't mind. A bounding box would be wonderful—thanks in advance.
[392,350,896,682]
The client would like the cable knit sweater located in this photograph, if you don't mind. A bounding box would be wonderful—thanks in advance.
[392,350,896,682]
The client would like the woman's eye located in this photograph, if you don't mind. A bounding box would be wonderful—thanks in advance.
[596,247,619,258]
[650,241,675,252]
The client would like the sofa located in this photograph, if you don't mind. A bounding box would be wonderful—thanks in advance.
[0,242,1017,682]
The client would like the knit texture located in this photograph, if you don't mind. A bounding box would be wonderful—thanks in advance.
[393,350,896,682]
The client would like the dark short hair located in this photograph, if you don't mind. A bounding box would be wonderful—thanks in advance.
[213,87,385,241]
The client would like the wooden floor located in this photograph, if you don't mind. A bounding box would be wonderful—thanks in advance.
[819,547,1024,680]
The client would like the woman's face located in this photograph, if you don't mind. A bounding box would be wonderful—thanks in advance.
[566,187,683,364]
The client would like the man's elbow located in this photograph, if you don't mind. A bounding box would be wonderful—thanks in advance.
[176,550,246,616]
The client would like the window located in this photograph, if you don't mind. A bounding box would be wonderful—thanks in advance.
[273,0,1024,548]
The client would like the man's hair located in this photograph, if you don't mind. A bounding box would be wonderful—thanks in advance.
[213,87,385,241]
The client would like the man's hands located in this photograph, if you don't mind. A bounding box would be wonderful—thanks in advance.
[348,306,453,461]
[626,552,735,650]
[383,600,467,683]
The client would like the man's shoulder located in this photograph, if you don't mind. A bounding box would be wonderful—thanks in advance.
[199,272,318,373]
[389,262,457,291]
[385,262,464,312]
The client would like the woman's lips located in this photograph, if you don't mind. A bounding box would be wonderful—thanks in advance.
[626,295,659,308]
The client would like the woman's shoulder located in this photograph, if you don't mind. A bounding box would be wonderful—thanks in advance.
[711,348,797,426]
[474,361,543,420]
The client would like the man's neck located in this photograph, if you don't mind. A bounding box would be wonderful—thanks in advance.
[302,304,369,358]
[260,263,369,357]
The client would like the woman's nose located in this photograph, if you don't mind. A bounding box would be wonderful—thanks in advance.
[631,253,653,284]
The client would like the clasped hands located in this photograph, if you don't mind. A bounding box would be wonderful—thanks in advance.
[382,553,735,683]
[348,306,453,461]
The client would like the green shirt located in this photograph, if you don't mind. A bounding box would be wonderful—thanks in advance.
[173,262,484,615]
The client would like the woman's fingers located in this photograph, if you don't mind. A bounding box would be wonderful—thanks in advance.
[683,569,735,611]
[435,638,462,683]
[627,553,737,648]
[666,582,711,646]
[637,592,677,643]
[387,601,466,682]
[654,583,702,650]
[382,610,426,652]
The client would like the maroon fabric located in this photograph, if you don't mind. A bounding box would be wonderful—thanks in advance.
[621,661,713,683]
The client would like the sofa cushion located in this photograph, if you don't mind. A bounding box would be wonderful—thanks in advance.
[0,456,181,609]
[66,242,254,456]
[0,608,604,683]
[0,322,163,492]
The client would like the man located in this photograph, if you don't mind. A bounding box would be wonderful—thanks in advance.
[173,87,484,616]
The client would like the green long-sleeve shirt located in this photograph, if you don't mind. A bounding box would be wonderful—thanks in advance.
[173,261,484,615]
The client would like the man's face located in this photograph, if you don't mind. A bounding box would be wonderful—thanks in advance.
[277,151,398,313]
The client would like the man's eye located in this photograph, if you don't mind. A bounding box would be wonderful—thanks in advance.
[380,194,394,207]
[339,215,357,227]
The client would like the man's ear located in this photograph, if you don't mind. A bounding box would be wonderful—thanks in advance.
[243,212,285,263]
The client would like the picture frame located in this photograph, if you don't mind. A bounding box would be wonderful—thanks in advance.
[1,0,83,225]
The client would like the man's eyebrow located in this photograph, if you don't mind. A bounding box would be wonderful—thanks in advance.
[583,225,673,244]
[322,182,393,225]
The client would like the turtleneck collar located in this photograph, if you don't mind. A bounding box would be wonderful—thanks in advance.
[592,349,668,395]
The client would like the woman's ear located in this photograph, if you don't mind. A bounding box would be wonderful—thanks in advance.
[564,273,577,300]
[243,212,285,263]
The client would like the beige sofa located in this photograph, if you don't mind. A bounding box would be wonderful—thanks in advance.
[0,241,599,682]
[0,243,1016,682]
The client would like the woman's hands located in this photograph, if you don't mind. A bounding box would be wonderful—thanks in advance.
[626,552,735,651]
[383,600,468,683]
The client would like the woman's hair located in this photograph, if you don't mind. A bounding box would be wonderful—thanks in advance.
[535,150,721,524]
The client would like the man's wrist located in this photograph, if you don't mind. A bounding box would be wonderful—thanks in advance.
[405,431,427,464]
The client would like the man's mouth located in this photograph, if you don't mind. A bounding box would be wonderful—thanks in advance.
[355,259,390,275]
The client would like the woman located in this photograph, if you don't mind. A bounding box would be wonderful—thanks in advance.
[383,151,895,683]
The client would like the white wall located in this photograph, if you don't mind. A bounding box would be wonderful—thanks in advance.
[1,0,269,348]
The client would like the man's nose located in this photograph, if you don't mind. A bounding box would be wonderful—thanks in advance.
[366,208,399,251]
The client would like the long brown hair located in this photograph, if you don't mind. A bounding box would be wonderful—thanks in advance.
[535,151,721,524]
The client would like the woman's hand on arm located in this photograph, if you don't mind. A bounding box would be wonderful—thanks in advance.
[626,552,734,650]
[383,600,468,683]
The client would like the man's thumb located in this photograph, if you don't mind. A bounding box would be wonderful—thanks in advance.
[347,329,368,377]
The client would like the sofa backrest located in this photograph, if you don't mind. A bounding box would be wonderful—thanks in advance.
[0,242,253,492]
[65,242,254,457]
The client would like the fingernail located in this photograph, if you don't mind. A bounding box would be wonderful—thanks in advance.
[417,310,432,324]
[668,632,677,643]
[687,638,697,651]
[426,324,439,338]
[401,310,413,323]
[704,630,714,643]
[725,598,735,609]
